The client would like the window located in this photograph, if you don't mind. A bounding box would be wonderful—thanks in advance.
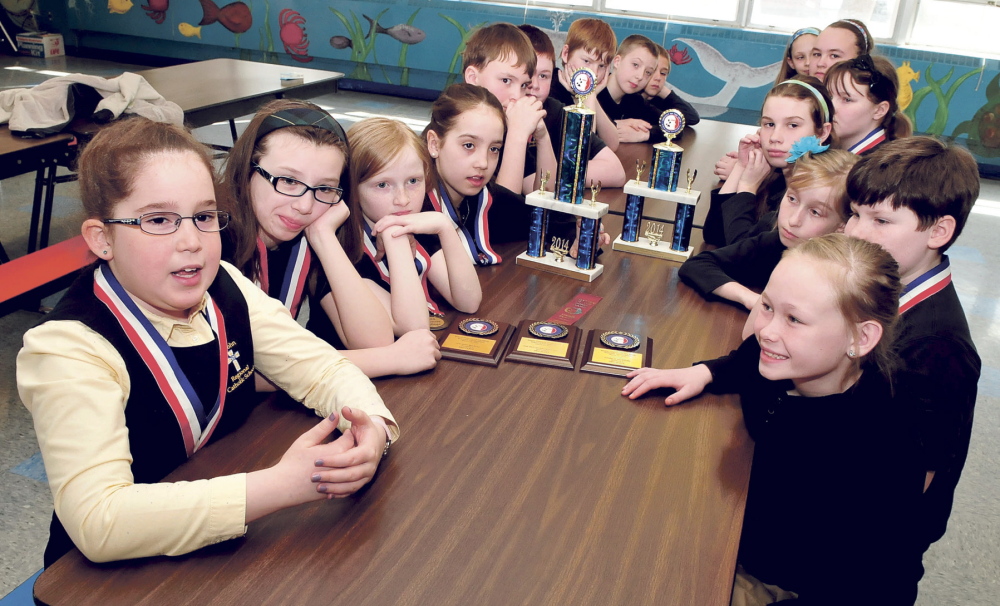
[910,0,1000,56]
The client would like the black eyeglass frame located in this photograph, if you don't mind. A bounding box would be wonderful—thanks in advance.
[252,163,345,206]
[102,210,231,235]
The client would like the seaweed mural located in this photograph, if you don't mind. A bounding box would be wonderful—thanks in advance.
[328,8,425,85]
[953,73,1000,157]
[903,63,982,136]
[329,7,388,80]
[440,14,487,87]
[257,0,279,63]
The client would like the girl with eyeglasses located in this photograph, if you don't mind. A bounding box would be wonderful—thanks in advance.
[223,99,440,379]
[18,117,399,565]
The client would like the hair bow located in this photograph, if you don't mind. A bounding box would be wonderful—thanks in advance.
[786,135,829,163]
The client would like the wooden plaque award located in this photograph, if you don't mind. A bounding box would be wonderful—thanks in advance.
[438,317,515,367]
[579,328,653,377]
[503,319,582,370]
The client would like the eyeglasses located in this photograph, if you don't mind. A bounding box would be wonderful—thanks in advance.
[252,163,344,205]
[102,210,230,235]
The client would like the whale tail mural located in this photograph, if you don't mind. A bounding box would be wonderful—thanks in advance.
[667,38,781,118]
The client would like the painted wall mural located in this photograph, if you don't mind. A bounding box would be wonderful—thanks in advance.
[40,0,1000,168]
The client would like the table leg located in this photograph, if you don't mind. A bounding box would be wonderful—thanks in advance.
[39,163,59,250]
[229,119,238,143]
[27,166,46,253]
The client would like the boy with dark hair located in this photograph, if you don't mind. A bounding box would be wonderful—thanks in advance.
[597,34,663,144]
[518,23,625,192]
[845,136,982,555]
[462,22,554,194]
[642,44,700,128]
[550,17,620,150]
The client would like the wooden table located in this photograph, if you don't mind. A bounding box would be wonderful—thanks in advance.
[34,215,754,606]
[603,120,759,228]
[136,58,344,136]
[0,126,76,258]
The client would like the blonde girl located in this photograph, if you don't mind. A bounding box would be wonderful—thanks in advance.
[626,234,925,604]
[681,149,858,309]
[345,117,482,329]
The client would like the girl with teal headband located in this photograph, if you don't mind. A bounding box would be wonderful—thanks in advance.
[773,27,821,86]
[223,99,441,380]
[705,76,834,246]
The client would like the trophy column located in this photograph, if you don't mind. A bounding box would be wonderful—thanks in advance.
[613,109,702,262]
[516,68,609,282]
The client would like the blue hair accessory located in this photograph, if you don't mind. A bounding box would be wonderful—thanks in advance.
[790,27,820,43]
[786,136,829,163]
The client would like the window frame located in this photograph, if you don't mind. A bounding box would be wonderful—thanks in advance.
[508,0,994,60]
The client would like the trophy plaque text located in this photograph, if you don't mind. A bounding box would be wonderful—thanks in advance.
[438,317,515,367]
[579,328,654,377]
[503,320,582,370]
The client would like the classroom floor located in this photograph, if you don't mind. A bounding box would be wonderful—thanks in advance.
[1,56,997,604]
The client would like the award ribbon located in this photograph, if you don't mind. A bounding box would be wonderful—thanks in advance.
[428,185,501,266]
[899,256,952,314]
[93,264,229,457]
[848,127,886,155]
[361,221,442,314]
[545,293,603,325]
[256,236,311,318]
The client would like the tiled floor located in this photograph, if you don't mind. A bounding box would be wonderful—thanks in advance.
[1,56,998,604]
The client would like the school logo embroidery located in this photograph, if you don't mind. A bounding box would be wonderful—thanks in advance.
[227,340,255,393]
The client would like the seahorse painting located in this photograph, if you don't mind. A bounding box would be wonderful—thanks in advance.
[897,61,921,111]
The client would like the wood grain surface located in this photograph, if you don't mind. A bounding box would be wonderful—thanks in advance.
[35,205,753,606]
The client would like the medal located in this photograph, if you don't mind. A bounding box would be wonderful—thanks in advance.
[458,318,499,336]
[528,322,569,339]
[600,330,640,350]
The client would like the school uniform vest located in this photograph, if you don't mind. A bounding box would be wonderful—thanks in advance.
[39,265,258,566]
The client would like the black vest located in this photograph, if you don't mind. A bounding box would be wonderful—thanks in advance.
[39,265,259,566]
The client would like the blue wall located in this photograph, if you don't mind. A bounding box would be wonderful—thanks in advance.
[41,0,1000,170]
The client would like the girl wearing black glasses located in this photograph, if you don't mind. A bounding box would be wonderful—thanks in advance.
[223,99,440,379]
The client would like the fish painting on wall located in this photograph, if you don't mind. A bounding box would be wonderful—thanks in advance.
[178,0,251,38]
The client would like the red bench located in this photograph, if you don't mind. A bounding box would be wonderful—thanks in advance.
[0,235,95,314]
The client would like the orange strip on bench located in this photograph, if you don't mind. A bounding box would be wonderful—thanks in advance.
[0,236,96,302]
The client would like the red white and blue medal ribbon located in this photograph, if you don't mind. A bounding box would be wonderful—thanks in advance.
[427,185,501,265]
[848,127,886,155]
[899,256,952,314]
[256,236,311,318]
[93,264,229,457]
[361,222,441,314]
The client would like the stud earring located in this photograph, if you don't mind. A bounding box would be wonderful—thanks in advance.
[102,250,108,255]
[848,349,856,358]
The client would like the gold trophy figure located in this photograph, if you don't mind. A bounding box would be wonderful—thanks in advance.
[644,222,665,247]
[589,180,602,207]
[686,168,698,194]
[539,170,550,193]
[635,159,646,183]
[550,237,570,262]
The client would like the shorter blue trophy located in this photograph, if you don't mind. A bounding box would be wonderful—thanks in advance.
[612,108,701,262]
[516,68,609,282]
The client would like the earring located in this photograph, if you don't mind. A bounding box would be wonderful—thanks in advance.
[102,250,108,255]
[848,349,856,358]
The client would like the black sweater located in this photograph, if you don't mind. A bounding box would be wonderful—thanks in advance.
[702,338,925,604]
[679,230,784,300]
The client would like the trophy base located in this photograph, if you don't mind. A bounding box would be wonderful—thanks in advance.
[503,320,582,370]
[525,191,610,219]
[579,329,654,377]
[612,235,693,262]
[516,252,604,282]
[438,320,516,367]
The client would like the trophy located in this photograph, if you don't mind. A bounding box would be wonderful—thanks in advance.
[437,316,516,367]
[516,68,609,282]
[612,108,702,262]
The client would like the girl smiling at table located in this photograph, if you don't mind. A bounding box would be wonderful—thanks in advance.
[18,117,397,565]
[705,76,834,246]
[223,100,440,378]
[825,54,911,154]
[625,234,925,604]
[344,117,481,329]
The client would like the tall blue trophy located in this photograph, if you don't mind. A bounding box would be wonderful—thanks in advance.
[516,68,609,282]
[613,108,701,262]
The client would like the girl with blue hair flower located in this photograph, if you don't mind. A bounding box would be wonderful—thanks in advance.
[704,76,835,246]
